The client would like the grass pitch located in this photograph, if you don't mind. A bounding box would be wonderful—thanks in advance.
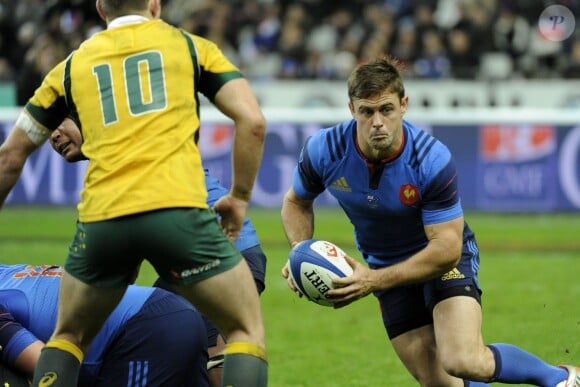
[1,206,579,386]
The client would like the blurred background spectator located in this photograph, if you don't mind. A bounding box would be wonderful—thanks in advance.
[0,0,579,105]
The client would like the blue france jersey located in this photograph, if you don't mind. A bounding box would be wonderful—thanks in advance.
[204,169,261,251]
[0,265,153,373]
[292,119,475,267]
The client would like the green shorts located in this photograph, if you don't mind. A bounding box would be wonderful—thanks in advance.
[65,208,242,287]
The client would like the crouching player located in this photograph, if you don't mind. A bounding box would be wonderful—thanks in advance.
[0,264,208,386]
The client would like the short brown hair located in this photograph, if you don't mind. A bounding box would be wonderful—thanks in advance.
[347,56,405,101]
[99,0,149,18]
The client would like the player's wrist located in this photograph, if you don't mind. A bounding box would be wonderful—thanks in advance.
[230,187,252,202]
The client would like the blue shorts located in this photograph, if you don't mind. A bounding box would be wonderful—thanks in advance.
[372,243,482,340]
[79,288,208,387]
[239,245,267,294]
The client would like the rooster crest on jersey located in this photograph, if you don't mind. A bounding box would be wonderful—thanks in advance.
[288,239,353,307]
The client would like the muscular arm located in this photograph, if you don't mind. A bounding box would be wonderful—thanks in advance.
[13,341,43,376]
[373,216,464,289]
[0,126,42,208]
[281,188,315,247]
[213,78,266,202]
[280,187,316,292]
[329,216,464,306]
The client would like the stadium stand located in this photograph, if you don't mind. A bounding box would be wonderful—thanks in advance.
[0,0,579,108]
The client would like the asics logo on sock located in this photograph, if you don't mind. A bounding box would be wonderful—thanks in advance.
[39,372,58,387]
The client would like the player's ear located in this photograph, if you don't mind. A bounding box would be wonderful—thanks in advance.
[400,95,409,115]
[96,0,106,22]
[149,0,161,19]
[348,100,355,116]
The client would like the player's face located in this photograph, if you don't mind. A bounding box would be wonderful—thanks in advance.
[49,118,84,162]
[349,91,408,161]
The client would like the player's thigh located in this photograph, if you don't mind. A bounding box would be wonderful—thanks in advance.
[134,208,264,342]
[432,295,490,372]
[425,250,486,367]
[175,259,264,345]
[54,271,127,350]
[199,245,266,351]
[90,289,208,387]
[391,325,458,385]
[377,285,451,384]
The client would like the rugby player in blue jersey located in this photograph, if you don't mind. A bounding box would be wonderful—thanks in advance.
[281,56,579,387]
[50,117,268,387]
[0,264,208,387]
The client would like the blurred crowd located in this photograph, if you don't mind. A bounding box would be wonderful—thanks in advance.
[1,0,580,105]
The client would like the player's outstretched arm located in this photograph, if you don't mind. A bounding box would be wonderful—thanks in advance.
[367,217,464,291]
[281,187,315,248]
[0,121,43,208]
[281,187,316,295]
[213,78,266,203]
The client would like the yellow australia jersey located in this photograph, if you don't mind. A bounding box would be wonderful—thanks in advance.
[25,19,243,222]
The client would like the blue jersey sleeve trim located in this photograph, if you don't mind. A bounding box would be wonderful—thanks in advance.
[204,173,228,208]
[422,202,463,225]
[2,329,39,367]
[0,304,25,350]
[292,168,319,200]
[294,136,325,198]
[422,154,459,212]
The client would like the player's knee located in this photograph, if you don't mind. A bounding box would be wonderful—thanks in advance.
[414,374,454,387]
[222,322,266,350]
[439,351,473,380]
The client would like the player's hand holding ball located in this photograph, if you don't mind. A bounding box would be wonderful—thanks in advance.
[286,239,358,307]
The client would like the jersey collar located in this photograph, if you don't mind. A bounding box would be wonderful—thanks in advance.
[108,15,151,29]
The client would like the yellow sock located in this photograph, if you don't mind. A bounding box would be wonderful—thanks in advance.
[45,339,84,363]
[224,341,267,361]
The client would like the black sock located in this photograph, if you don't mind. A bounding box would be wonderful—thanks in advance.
[222,353,268,387]
[32,344,82,387]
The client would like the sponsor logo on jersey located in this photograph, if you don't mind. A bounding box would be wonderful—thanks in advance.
[441,268,465,281]
[13,265,63,279]
[399,184,419,206]
[38,371,58,387]
[170,259,220,280]
[330,177,351,192]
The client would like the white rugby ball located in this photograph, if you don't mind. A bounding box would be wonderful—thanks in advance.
[288,239,353,307]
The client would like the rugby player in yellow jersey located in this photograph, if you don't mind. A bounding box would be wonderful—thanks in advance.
[0,0,268,386]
